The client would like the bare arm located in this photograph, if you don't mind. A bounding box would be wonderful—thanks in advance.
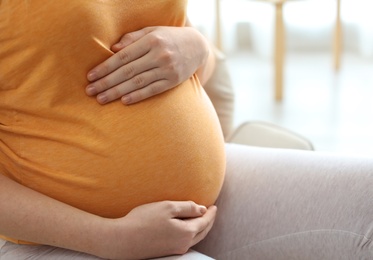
[0,173,109,256]
[0,173,216,259]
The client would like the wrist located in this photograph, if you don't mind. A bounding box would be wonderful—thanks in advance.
[92,217,133,260]
[185,18,216,84]
[89,217,118,259]
[64,214,113,259]
[195,32,216,84]
[192,27,210,65]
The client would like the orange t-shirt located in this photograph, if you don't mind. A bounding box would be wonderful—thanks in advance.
[0,0,226,244]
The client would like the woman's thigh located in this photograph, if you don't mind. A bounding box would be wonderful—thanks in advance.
[0,241,212,259]
[194,143,373,260]
[0,240,103,260]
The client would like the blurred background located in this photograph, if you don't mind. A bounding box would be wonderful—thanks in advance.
[188,0,373,155]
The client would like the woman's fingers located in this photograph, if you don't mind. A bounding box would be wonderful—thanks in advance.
[170,202,217,246]
[168,201,208,219]
[189,206,217,246]
[86,26,208,105]
[86,57,157,99]
[110,201,216,259]
[121,79,172,105]
[111,27,153,52]
[86,35,150,82]
[95,70,163,105]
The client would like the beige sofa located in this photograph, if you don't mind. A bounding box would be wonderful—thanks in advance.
[203,47,314,151]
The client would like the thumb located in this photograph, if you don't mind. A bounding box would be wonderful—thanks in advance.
[170,201,207,219]
[111,27,153,52]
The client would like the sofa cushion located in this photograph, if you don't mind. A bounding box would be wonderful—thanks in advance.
[203,47,235,139]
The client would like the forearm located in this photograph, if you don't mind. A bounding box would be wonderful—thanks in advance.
[0,173,217,259]
[0,174,114,258]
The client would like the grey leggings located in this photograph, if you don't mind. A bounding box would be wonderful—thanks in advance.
[1,144,373,260]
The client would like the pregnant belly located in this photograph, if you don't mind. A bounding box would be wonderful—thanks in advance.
[5,79,226,218]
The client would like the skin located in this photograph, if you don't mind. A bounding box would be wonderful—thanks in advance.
[0,19,218,260]
[0,174,217,259]
[86,21,216,105]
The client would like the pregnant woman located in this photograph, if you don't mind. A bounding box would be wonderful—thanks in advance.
[1,1,373,259]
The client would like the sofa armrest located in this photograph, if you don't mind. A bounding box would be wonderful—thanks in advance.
[227,121,314,151]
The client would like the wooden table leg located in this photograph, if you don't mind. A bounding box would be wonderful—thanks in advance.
[333,0,342,71]
[274,2,285,101]
[215,0,223,50]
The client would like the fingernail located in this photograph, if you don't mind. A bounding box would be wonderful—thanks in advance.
[97,94,108,104]
[86,85,97,96]
[121,95,131,105]
[199,206,207,214]
[87,71,97,81]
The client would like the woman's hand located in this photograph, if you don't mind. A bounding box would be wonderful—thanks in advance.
[0,174,217,260]
[86,26,210,105]
[100,201,217,260]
